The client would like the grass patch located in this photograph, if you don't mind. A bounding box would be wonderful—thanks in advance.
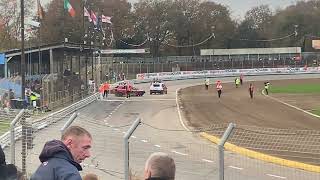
[270,84,320,94]
[311,109,320,116]
[0,122,10,134]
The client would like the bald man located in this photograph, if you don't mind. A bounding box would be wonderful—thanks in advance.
[144,152,176,180]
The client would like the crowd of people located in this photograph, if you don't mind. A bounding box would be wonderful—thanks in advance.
[1,126,176,180]
[25,79,42,95]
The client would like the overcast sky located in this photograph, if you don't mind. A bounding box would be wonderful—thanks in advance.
[41,0,303,20]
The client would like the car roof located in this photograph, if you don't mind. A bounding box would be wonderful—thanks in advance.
[151,82,164,85]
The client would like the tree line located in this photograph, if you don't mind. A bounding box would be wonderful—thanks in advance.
[0,0,319,56]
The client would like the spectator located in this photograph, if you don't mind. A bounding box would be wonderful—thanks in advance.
[0,145,5,165]
[0,145,20,180]
[83,173,99,180]
[144,152,175,180]
[9,89,14,100]
[248,83,254,99]
[31,126,92,180]
[204,78,210,90]
[264,82,270,95]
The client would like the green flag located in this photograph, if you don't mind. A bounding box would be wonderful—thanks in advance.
[64,0,75,17]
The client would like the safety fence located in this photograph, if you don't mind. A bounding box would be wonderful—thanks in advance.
[0,93,99,177]
[1,95,319,179]
[59,106,320,180]
[1,73,320,180]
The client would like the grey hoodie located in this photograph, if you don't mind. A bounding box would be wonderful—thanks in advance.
[31,140,82,180]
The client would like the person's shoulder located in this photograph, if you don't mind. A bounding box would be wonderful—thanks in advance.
[54,159,81,179]
[56,170,82,180]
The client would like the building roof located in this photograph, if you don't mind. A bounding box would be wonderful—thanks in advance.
[3,42,96,58]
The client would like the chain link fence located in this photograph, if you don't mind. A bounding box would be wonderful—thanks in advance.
[0,93,99,178]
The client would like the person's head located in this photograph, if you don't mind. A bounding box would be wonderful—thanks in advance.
[61,126,92,163]
[144,152,175,180]
[83,173,99,180]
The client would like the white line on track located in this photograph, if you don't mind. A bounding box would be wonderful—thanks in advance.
[113,128,119,131]
[171,150,188,156]
[262,90,320,118]
[202,159,214,163]
[101,99,175,102]
[176,88,191,132]
[154,145,161,148]
[131,136,137,139]
[141,140,148,143]
[228,166,243,170]
[266,174,287,179]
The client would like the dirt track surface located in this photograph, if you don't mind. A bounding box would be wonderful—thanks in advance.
[180,78,320,165]
[180,78,320,130]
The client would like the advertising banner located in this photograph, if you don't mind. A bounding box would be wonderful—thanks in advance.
[312,40,320,49]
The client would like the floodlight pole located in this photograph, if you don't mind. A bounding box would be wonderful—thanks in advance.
[21,0,25,100]
[20,0,26,176]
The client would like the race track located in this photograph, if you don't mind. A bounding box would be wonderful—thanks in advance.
[20,74,320,180]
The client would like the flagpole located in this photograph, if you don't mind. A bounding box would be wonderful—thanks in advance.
[82,0,87,89]
[38,16,41,74]
[21,0,25,101]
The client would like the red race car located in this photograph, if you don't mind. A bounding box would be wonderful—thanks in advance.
[112,84,145,97]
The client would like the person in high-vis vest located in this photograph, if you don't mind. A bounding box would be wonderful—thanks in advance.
[30,93,38,107]
[204,78,210,90]
[235,78,240,88]
[264,82,270,95]
[248,83,254,99]
[103,82,110,98]
[240,74,244,85]
[99,84,104,99]
[125,83,132,98]
[216,81,223,98]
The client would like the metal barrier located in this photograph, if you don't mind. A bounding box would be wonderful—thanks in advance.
[0,92,99,176]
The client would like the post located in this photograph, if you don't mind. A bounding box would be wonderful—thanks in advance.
[5,57,8,78]
[218,123,236,180]
[85,54,88,88]
[21,117,26,174]
[38,24,41,74]
[91,41,94,80]
[60,113,78,134]
[124,118,141,180]
[10,109,25,164]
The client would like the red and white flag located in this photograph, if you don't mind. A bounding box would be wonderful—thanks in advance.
[84,7,92,22]
[90,10,97,25]
[101,15,112,24]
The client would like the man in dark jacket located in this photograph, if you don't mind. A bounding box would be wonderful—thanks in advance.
[31,126,92,180]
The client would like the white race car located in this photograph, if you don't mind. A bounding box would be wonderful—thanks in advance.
[149,82,167,95]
